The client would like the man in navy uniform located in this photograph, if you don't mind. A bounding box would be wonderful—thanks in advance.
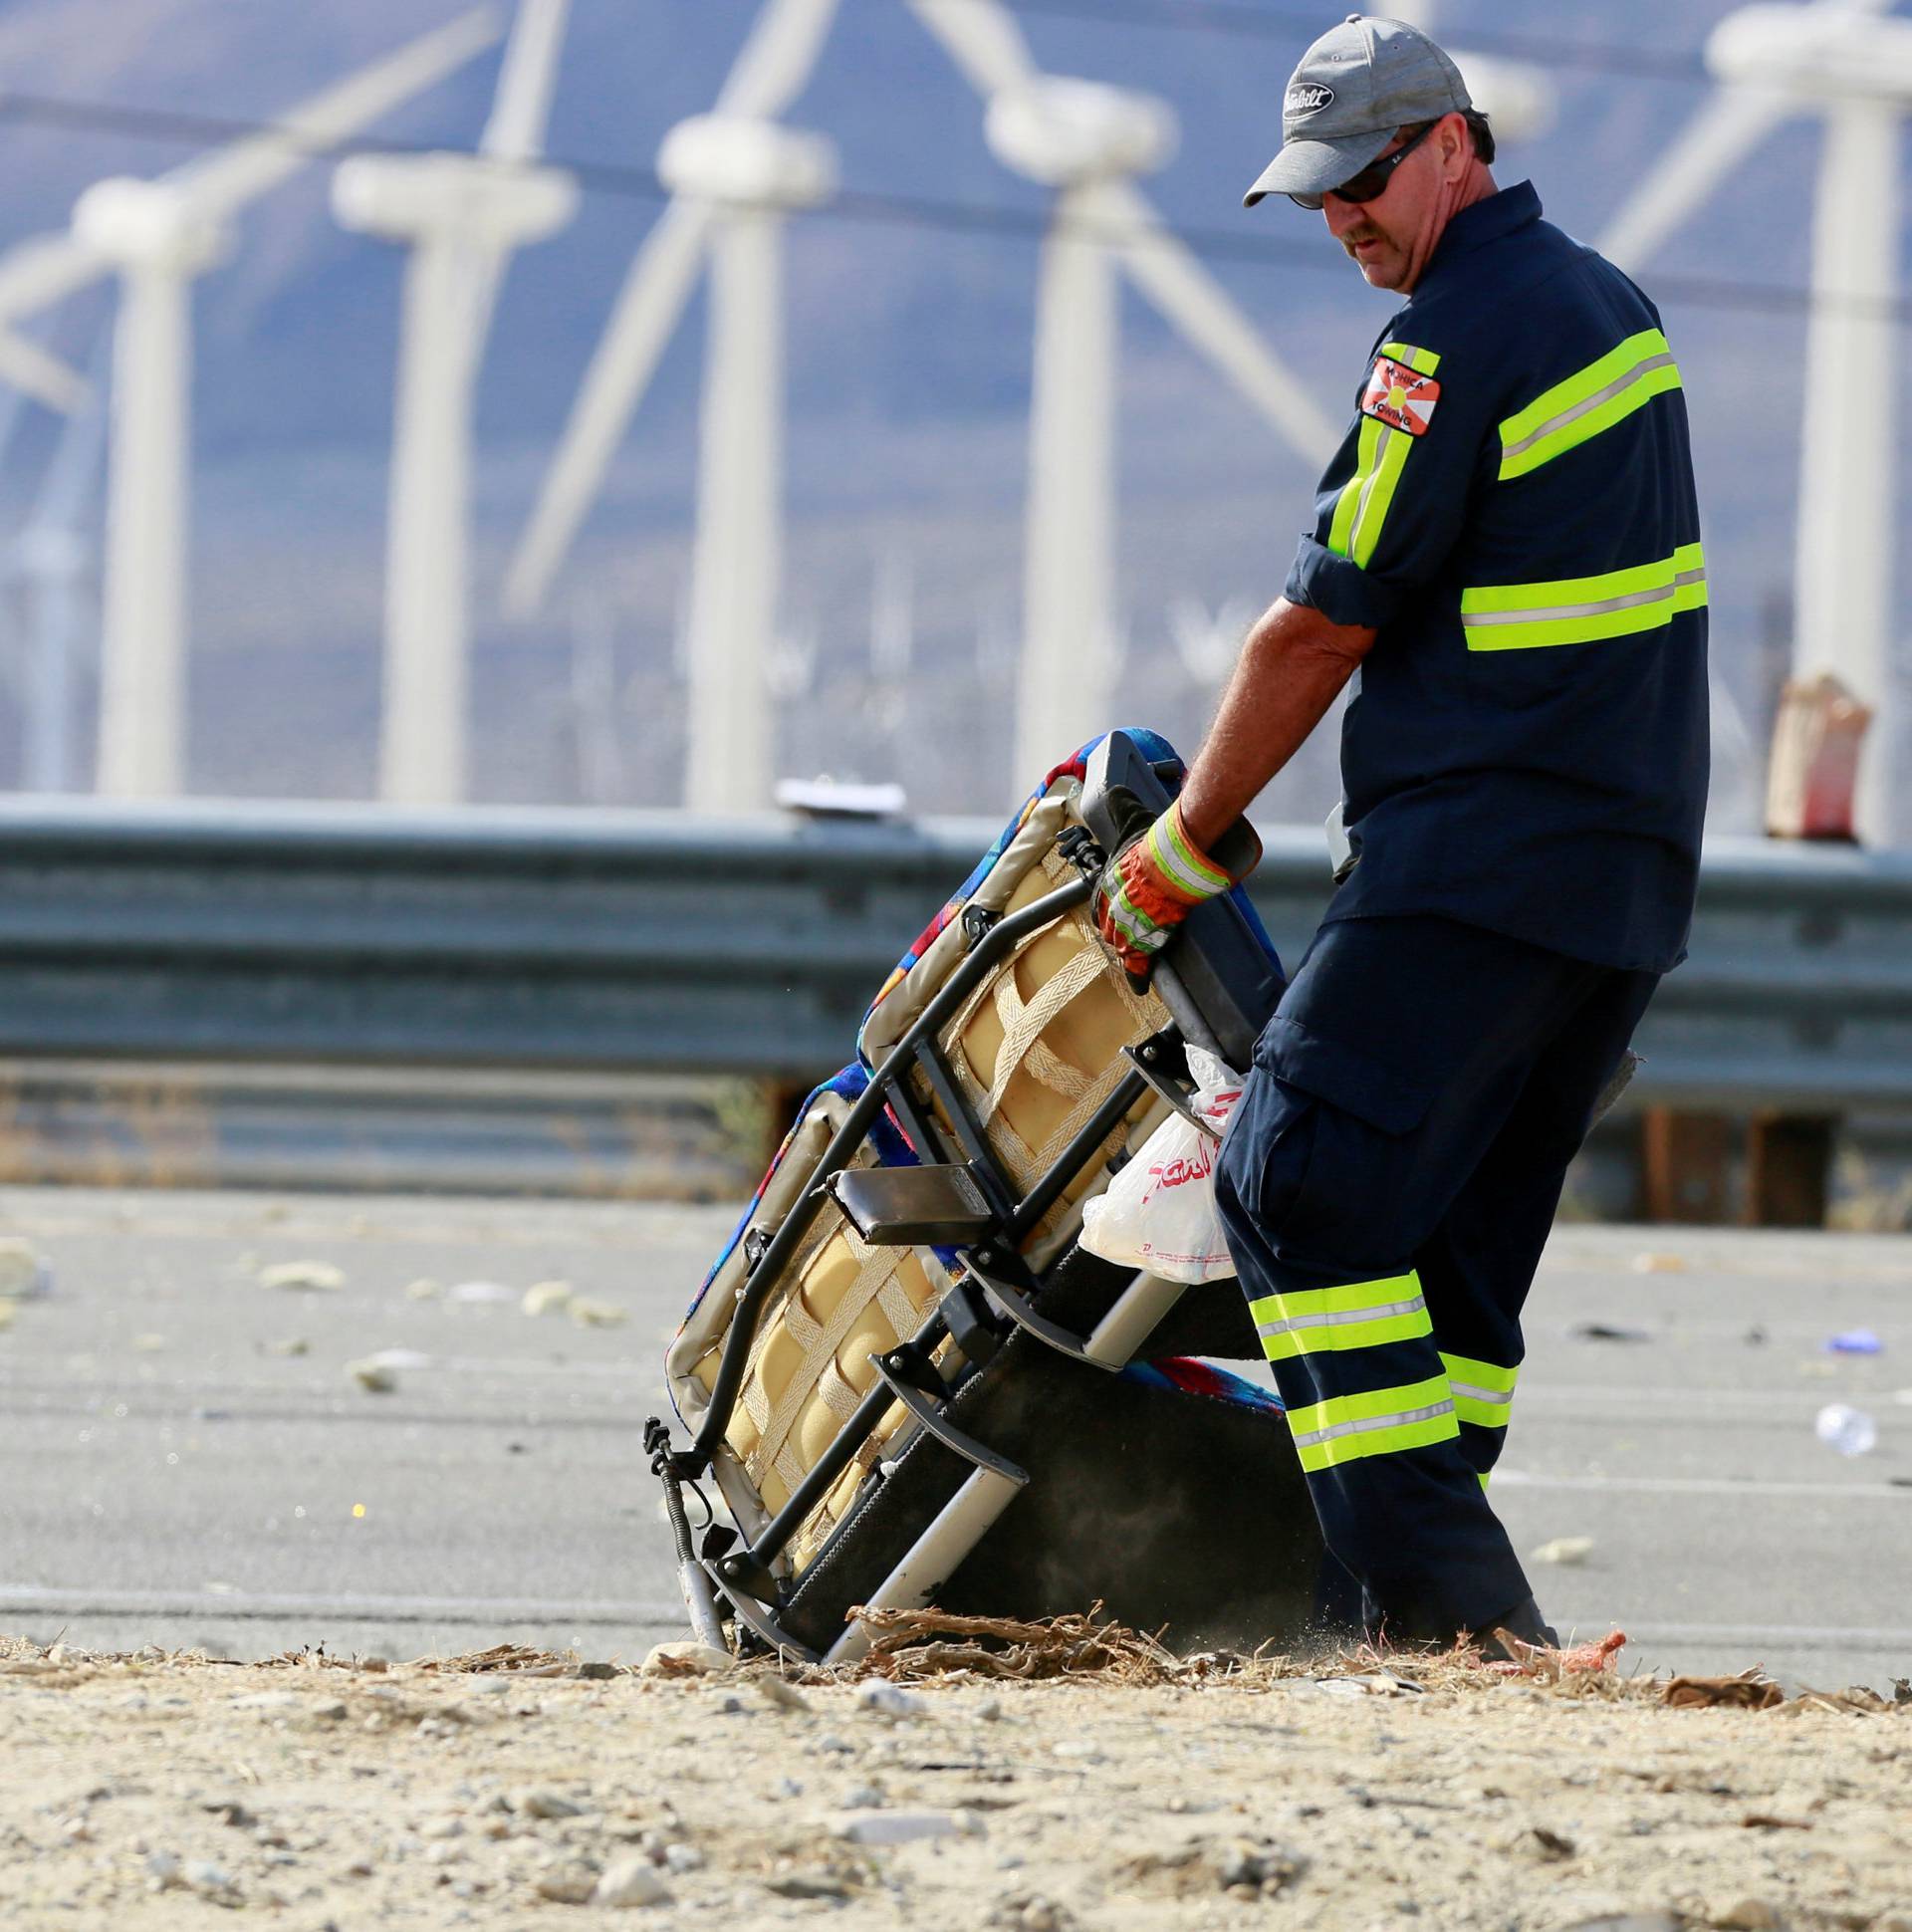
[1095,14,1708,1652]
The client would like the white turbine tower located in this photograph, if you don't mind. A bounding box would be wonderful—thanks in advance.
[7,335,110,791]
[907,0,1348,780]
[0,10,502,800]
[1599,0,1904,841]
[504,0,842,815]
[335,0,579,805]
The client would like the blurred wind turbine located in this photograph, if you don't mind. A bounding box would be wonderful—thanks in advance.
[1386,1,1555,142]
[6,332,110,791]
[1599,0,1904,840]
[906,0,1343,781]
[0,9,501,799]
[336,0,578,805]
[869,549,914,682]
[504,0,842,815]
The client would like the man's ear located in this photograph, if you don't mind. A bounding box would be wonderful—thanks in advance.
[1439,111,1469,178]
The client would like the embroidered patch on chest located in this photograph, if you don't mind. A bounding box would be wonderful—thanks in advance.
[1360,355,1441,436]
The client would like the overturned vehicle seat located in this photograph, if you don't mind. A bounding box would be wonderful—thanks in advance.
[649,729,1327,1662]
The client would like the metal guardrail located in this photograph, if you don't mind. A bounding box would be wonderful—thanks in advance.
[2,798,1910,1109]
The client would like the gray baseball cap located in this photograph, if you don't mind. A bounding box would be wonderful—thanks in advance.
[1243,13,1472,208]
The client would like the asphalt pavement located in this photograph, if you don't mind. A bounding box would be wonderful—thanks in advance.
[3,1186,1910,1691]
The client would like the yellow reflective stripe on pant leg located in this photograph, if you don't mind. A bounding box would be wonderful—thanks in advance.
[1440,1351,1518,1430]
[1461,542,1706,651]
[1250,1271,1432,1361]
[1498,329,1683,482]
[1287,1374,1459,1474]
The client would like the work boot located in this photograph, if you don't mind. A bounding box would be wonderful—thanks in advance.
[1473,1594,1559,1662]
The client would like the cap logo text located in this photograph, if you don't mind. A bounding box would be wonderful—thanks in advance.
[1287,82,1336,118]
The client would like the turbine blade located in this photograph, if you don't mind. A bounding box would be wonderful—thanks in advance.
[167,7,503,222]
[1601,0,1894,271]
[0,328,91,414]
[1598,86,1794,271]
[504,196,715,614]
[30,330,112,526]
[0,233,107,325]
[482,0,571,161]
[1106,183,1339,463]
[906,0,1040,99]
[716,0,843,121]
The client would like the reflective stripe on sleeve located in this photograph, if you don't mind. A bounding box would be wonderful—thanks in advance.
[1497,329,1683,482]
[1326,342,1441,568]
[1439,1350,1519,1429]
[1250,1271,1432,1362]
[1461,542,1706,651]
[1286,1374,1459,1474]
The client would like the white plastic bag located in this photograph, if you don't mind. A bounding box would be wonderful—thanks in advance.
[1079,1047,1244,1284]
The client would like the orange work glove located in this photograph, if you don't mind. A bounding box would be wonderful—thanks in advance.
[1092,798,1260,981]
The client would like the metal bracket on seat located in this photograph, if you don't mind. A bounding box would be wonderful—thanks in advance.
[868,1350,1031,1482]
[702,1561,820,1664]
[961,1257,1116,1371]
[1121,1040,1219,1140]
[829,1162,996,1246]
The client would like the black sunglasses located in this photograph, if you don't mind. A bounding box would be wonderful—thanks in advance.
[1290,121,1435,212]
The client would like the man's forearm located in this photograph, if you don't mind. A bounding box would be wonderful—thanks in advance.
[1175,596,1376,853]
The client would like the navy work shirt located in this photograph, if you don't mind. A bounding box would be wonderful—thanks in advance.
[1285,180,1709,974]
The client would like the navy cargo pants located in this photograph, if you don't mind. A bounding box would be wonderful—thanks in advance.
[1213,912,1658,1642]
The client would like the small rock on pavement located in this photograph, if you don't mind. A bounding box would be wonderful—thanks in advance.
[0,1236,53,1299]
[522,1280,574,1317]
[1532,1536,1596,1566]
[1562,1919,1683,1932]
[593,1855,673,1908]
[641,1640,734,1679]
[512,1789,585,1819]
[535,1867,600,1905]
[988,1894,1076,1932]
[767,1872,852,1901]
[755,1674,809,1712]
[854,1679,925,1720]
[447,1280,516,1304]
[182,1860,236,1898]
[257,1260,344,1293]
[832,1810,982,1845]
[1711,1905,1786,1932]
[346,1358,398,1393]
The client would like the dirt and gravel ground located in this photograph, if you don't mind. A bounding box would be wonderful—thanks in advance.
[3,1627,1909,1932]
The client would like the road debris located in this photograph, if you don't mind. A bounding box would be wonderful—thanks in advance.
[3,1632,1908,1930]
[831,1808,981,1844]
[522,1280,576,1317]
[446,1280,516,1304]
[593,1854,672,1907]
[346,1358,398,1394]
[0,1236,52,1298]
[1814,1401,1878,1456]
[1825,1328,1884,1354]
[255,1259,343,1292]
[1572,1322,1653,1342]
[1532,1535,1597,1566]
[1663,1670,1785,1711]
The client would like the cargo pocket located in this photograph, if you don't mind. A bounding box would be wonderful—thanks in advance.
[1244,1015,1442,1265]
